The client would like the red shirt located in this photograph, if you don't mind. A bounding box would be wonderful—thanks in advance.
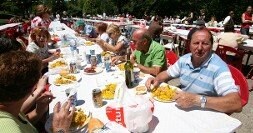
[241,12,252,28]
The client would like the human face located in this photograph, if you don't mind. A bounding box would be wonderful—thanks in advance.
[131,34,145,51]
[35,33,48,47]
[107,31,116,40]
[190,30,212,66]
[247,6,252,13]
[230,11,234,17]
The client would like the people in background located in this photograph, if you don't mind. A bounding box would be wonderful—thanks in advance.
[213,24,249,52]
[0,51,74,133]
[145,27,242,114]
[208,16,218,27]
[26,27,60,69]
[187,11,195,25]
[96,24,128,56]
[74,20,85,35]
[223,11,235,28]
[85,22,110,43]
[148,21,163,42]
[31,4,51,29]
[241,6,253,35]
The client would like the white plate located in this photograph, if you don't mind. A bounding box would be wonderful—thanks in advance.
[135,85,147,95]
[45,109,91,133]
[83,67,103,75]
[48,58,68,69]
[151,83,181,103]
[48,74,82,86]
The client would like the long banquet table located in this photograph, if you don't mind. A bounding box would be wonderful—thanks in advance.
[48,46,242,133]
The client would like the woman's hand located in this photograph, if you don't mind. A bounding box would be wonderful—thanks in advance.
[96,38,105,46]
[35,91,55,115]
[35,75,48,95]
[52,101,75,133]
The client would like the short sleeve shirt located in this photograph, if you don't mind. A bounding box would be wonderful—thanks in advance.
[99,32,110,43]
[113,35,129,56]
[167,53,238,96]
[134,41,167,70]
[31,16,51,29]
[0,111,38,133]
[26,42,50,60]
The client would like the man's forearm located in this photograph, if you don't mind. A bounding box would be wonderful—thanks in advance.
[137,64,161,76]
[155,71,171,83]
[199,93,242,113]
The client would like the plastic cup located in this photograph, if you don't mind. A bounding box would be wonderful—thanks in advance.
[65,88,77,106]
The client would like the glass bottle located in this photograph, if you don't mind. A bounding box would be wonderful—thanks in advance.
[124,48,134,88]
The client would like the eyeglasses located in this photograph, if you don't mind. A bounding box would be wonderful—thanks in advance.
[108,32,113,37]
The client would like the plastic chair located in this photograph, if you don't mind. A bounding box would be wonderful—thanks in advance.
[228,65,249,107]
[160,34,179,56]
[165,50,178,66]
[215,45,245,71]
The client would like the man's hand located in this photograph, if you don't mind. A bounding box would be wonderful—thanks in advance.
[130,54,136,64]
[173,91,199,108]
[52,101,75,133]
[145,77,161,91]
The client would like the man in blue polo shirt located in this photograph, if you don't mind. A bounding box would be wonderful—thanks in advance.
[145,26,242,114]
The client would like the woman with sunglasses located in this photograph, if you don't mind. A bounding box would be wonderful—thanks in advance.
[96,24,128,56]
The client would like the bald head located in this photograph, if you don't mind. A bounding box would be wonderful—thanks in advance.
[132,29,148,40]
[132,29,152,52]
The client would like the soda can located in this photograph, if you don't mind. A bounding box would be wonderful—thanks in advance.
[90,49,95,55]
[65,88,77,106]
[104,56,111,72]
[90,55,97,67]
[92,89,103,107]
[86,54,91,64]
[69,60,77,73]
[96,54,102,64]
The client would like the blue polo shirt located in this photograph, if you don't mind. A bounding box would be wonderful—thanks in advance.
[167,53,238,96]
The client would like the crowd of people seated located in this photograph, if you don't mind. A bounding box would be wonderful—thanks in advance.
[0,3,253,133]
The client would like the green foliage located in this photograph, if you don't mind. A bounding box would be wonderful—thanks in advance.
[1,0,253,24]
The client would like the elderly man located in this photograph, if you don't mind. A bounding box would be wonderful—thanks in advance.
[131,29,167,76]
[146,27,242,113]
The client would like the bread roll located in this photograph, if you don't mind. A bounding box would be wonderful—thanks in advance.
[88,118,104,133]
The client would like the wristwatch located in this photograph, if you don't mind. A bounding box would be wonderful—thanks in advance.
[200,95,207,108]
[55,129,65,133]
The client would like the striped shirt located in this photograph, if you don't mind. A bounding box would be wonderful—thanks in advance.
[167,53,238,96]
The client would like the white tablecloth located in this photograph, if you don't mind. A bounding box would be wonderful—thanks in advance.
[0,22,21,30]
[47,24,241,132]
[48,54,241,132]
[240,39,253,52]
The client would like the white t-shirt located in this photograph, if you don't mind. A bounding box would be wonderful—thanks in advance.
[26,42,50,59]
[223,16,231,25]
[99,32,110,43]
[111,35,129,55]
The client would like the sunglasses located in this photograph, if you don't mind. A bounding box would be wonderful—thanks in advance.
[108,32,113,37]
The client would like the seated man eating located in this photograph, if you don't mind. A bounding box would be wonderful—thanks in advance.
[145,26,242,113]
[130,29,167,76]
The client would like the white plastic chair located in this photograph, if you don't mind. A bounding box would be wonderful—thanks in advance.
[160,34,179,56]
